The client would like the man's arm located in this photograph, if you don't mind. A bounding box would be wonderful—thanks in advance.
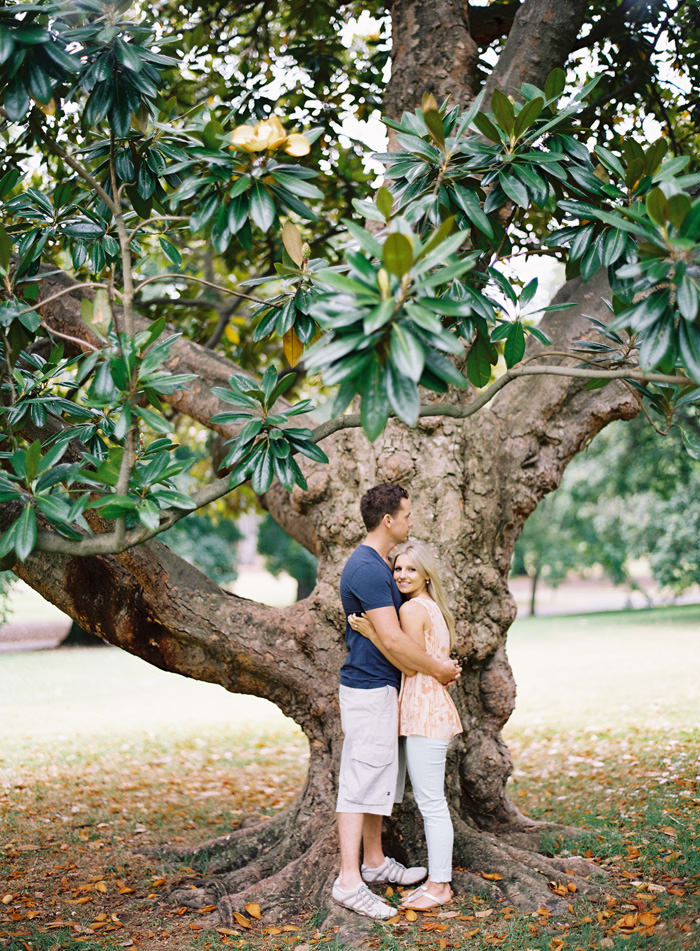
[348,611,417,675]
[364,606,460,684]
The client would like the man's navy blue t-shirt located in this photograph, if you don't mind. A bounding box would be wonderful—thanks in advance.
[339,545,402,690]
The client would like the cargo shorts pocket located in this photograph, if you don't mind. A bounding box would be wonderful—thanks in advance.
[346,741,395,807]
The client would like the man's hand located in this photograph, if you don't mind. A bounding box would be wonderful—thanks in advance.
[435,657,461,685]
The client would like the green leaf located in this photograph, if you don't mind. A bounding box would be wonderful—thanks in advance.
[514,96,544,138]
[63,219,105,240]
[115,37,143,72]
[159,237,181,267]
[14,504,37,562]
[504,321,525,368]
[383,233,414,278]
[138,499,161,532]
[0,26,15,65]
[203,119,225,149]
[364,299,395,334]
[467,328,497,387]
[423,108,445,148]
[646,187,670,226]
[190,193,218,232]
[360,361,389,441]
[639,318,673,370]
[415,217,455,262]
[250,446,274,494]
[680,427,700,461]
[423,348,467,389]
[544,67,566,101]
[473,112,502,144]
[344,219,383,259]
[678,321,700,384]
[151,489,195,510]
[249,183,276,233]
[491,89,514,135]
[376,186,393,220]
[24,439,41,484]
[498,170,529,208]
[677,276,699,322]
[137,162,155,199]
[390,324,425,381]
[228,194,250,234]
[385,363,419,426]
[26,61,53,104]
[4,76,30,121]
[0,224,11,272]
[451,186,493,238]
[85,81,113,126]
[594,145,625,180]
[520,278,538,308]
[601,229,626,267]
[134,405,172,433]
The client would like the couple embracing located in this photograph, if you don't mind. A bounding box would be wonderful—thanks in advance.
[333,483,463,920]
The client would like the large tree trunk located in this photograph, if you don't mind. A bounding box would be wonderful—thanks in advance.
[6,0,639,932]
[11,274,639,927]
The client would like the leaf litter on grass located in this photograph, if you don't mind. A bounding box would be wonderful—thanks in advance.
[5,724,697,951]
[1,666,698,950]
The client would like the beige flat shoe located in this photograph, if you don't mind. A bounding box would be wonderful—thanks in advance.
[400,883,452,911]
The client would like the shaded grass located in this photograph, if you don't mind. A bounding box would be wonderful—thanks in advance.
[1,606,699,949]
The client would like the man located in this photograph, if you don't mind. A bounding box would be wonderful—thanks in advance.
[332,483,461,919]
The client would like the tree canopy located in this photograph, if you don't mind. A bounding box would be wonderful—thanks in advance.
[1,0,699,564]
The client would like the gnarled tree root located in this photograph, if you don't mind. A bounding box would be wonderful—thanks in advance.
[155,806,610,935]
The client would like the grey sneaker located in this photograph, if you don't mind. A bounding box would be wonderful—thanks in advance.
[361,856,427,886]
[331,879,395,920]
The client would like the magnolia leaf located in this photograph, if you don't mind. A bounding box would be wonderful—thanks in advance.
[376,186,393,220]
[423,108,445,148]
[282,221,304,267]
[283,327,304,366]
[383,233,413,278]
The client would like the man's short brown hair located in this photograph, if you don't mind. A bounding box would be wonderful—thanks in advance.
[360,483,409,532]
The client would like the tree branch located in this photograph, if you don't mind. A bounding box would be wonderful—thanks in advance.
[485,0,588,100]
[467,2,521,45]
[128,215,190,242]
[134,272,276,308]
[26,358,694,557]
[26,114,119,216]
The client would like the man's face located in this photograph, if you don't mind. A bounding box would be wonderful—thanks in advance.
[386,497,412,543]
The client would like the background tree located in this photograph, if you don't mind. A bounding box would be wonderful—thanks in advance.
[513,414,700,612]
[1,0,700,932]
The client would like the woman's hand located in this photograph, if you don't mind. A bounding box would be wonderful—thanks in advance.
[348,612,375,639]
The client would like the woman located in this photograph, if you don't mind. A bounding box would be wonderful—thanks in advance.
[349,540,462,911]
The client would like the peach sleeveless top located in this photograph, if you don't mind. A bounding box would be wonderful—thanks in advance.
[398,594,463,740]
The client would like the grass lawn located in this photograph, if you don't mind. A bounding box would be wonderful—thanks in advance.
[0,605,698,950]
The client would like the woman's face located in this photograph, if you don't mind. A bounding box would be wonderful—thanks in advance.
[393,553,428,598]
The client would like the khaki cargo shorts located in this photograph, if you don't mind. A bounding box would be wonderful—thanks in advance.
[335,684,406,816]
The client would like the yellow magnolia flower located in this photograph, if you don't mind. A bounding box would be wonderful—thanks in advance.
[230,124,257,151]
[284,133,311,157]
[231,116,287,152]
[256,116,287,149]
[230,118,311,156]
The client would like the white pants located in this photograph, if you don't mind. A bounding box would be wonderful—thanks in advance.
[405,735,452,883]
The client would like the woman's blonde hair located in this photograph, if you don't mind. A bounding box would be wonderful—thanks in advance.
[392,540,456,649]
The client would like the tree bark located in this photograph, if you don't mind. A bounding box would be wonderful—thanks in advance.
[5,0,640,929]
